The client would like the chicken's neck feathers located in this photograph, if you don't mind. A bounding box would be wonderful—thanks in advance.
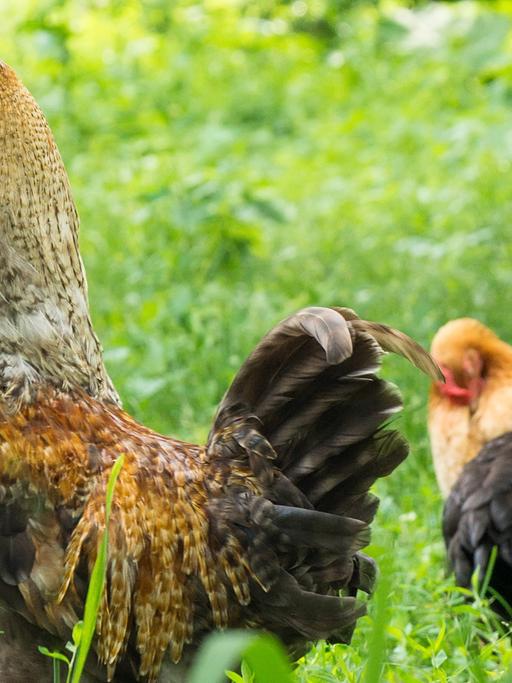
[0,62,118,405]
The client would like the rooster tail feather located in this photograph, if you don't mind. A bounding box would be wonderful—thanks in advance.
[207,307,435,651]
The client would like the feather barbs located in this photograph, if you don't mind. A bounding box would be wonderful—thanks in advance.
[0,391,258,681]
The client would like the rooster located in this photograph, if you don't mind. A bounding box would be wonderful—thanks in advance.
[429,318,512,611]
[0,60,440,682]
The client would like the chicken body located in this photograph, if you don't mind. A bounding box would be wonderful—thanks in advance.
[0,61,440,682]
[429,318,512,608]
[0,310,439,682]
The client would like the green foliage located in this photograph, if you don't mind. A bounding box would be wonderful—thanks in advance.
[188,631,294,683]
[39,455,125,683]
[362,557,393,683]
[3,0,512,680]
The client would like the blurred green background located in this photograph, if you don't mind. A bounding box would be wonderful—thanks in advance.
[3,1,512,679]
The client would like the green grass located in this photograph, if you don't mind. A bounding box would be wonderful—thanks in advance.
[3,0,512,679]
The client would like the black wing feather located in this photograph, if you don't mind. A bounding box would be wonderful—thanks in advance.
[443,431,512,615]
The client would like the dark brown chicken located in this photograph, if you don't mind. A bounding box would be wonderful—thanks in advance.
[0,60,440,682]
[429,318,512,613]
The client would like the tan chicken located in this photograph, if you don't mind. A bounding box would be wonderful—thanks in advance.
[429,318,512,496]
[0,60,440,682]
[429,318,512,611]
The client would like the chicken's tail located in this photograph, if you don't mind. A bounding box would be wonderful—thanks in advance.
[207,306,440,652]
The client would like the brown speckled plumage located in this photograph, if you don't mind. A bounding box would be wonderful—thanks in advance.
[0,60,117,406]
[0,61,440,681]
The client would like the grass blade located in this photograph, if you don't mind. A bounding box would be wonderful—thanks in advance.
[362,559,392,683]
[68,454,125,683]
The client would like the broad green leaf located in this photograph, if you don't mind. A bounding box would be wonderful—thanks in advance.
[188,631,294,683]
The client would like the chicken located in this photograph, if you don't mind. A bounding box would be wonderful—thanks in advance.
[429,318,512,610]
[0,60,440,682]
